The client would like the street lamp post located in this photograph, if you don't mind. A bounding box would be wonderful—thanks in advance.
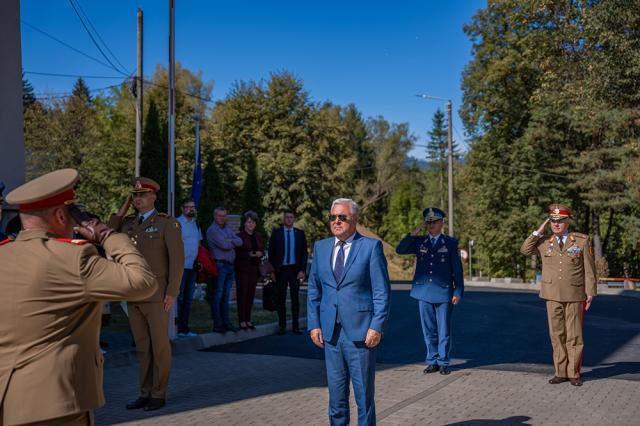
[416,94,455,236]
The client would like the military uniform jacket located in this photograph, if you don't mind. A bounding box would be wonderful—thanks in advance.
[109,210,184,302]
[0,231,156,425]
[521,232,597,302]
[396,234,464,303]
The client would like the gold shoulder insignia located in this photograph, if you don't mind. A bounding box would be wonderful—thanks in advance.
[54,238,90,245]
[125,213,137,219]
[174,222,181,229]
[572,232,588,239]
[157,212,169,218]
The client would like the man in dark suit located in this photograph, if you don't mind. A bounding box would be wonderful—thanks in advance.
[307,198,391,425]
[268,209,308,335]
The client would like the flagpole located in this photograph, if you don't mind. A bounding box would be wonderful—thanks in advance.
[167,0,177,339]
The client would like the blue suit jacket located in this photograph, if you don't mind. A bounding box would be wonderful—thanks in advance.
[396,234,464,304]
[307,233,391,342]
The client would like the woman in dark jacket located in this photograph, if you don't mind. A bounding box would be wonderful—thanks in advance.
[235,211,264,330]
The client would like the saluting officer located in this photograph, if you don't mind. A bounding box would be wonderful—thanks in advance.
[0,169,156,425]
[521,204,597,386]
[396,208,464,375]
[108,177,184,411]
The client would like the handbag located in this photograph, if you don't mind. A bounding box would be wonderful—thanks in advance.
[259,259,274,278]
[262,280,278,312]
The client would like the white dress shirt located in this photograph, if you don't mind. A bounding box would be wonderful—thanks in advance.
[332,232,356,269]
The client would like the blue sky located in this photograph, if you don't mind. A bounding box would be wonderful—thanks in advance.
[21,0,485,159]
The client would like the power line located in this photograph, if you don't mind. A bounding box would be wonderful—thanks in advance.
[35,81,130,100]
[71,0,129,74]
[24,71,124,79]
[68,0,126,76]
[21,20,126,76]
[143,79,215,104]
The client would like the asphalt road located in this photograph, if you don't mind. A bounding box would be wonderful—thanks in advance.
[207,287,640,381]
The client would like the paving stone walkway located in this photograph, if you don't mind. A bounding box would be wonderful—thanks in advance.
[96,351,639,426]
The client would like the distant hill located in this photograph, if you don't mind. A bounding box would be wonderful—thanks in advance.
[356,224,415,281]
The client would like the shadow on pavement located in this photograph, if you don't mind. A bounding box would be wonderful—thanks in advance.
[444,415,532,425]
[207,288,640,380]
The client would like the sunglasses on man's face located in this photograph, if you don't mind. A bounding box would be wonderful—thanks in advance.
[329,214,350,222]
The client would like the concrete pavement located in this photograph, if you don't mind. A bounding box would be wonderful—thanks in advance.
[96,287,640,425]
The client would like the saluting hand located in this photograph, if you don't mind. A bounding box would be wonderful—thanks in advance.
[410,223,425,236]
[163,295,174,312]
[536,218,550,236]
[364,329,382,348]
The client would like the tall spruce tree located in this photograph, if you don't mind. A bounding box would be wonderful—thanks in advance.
[427,109,448,208]
[198,147,225,230]
[140,99,168,212]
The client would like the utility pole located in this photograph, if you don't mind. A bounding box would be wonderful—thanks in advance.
[416,94,455,236]
[446,100,454,236]
[167,0,177,339]
[167,0,176,216]
[135,8,143,177]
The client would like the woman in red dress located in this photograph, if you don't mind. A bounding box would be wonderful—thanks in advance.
[235,211,264,330]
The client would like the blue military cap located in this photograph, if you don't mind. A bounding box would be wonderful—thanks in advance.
[423,207,445,223]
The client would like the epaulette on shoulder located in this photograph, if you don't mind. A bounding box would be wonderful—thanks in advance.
[124,213,137,219]
[443,235,458,243]
[0,237,14,246]
[54,238,90,245]
[571,232,588,239]
[157,212,170,218]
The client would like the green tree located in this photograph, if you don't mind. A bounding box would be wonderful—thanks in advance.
[198,147,225,230]
[140,99,169,212]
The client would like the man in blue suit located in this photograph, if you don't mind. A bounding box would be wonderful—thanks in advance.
[308,198,391,426]
[396,207,464,375]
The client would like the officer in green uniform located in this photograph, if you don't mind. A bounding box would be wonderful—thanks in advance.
[108,177,184,410]
[521,204,597,386]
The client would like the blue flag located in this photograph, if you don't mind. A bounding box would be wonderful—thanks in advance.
[191,123,202,206]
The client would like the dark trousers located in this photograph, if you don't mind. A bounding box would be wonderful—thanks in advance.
[276,265,300,330]
[177,268,196,333]
[236,265,259,323]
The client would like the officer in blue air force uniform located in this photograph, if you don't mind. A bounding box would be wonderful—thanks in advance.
[395,207,464,375]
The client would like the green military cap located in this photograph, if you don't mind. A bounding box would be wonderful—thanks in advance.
[131,177,160,193]
[6,169,78,211]
[549,203,572,220]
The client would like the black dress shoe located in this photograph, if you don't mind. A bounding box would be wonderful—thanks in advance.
[440,366,451,375]
[247,322,256,330]
[548,376,569,384]
[570,378,582,387]
[126,396,150,410]
[143,398,166,411]
[423,365,440,374]
[277,328,287,335]
[292,329,303,335]
[224,325,239,333]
